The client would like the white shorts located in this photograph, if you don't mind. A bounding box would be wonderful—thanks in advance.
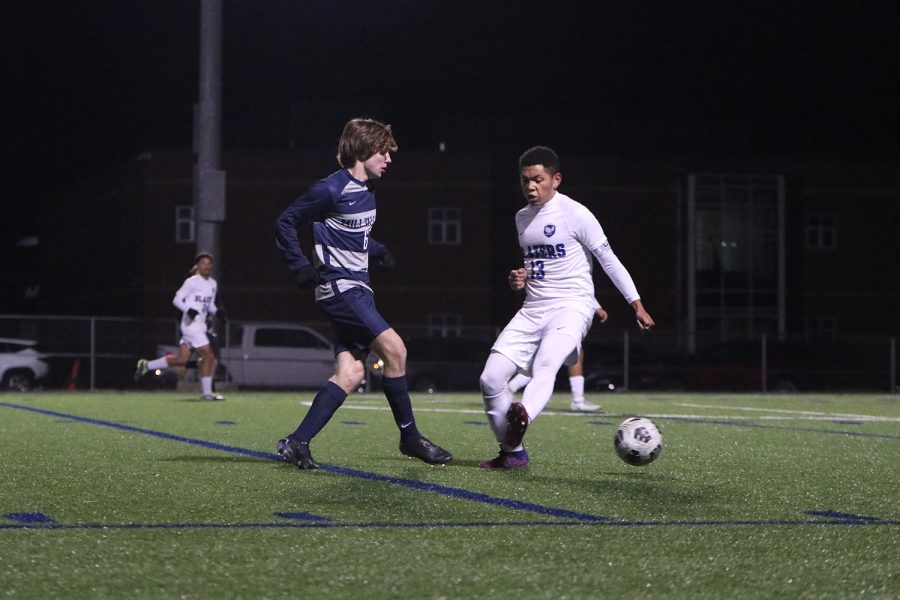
[179,318,210,349]
[491,303,595,376]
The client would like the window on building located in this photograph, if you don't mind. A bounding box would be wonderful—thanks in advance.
[176,206,195,243]
[428,208,461,245]
[688,173,784,343]
[805,214,836,250]
[427,313,462,338]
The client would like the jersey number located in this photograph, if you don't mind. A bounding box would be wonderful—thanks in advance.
[529,260,545,280]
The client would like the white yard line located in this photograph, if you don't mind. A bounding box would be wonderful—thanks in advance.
[676,402,900,423]
[299,400,900,423]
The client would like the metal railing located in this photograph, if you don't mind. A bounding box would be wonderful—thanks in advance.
[1,313,897,393]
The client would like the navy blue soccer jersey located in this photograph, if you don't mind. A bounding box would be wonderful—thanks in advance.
[276,169,388,300]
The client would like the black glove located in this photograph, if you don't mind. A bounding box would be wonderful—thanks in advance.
[294,264,322,289]
[375,249,396,271]
[186,308,200,321]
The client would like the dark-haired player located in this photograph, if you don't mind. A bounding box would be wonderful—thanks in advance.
[479,146,654,468]
[135,252,225,401]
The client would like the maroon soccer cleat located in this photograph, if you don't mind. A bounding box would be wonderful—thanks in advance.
[478,448,530,469]
[504,402,530,448]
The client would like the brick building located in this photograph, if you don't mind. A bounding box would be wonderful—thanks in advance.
[34,148,900,348]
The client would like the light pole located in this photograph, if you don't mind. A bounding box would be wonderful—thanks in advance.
[195,0,225,276]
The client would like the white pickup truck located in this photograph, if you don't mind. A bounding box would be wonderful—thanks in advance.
[158,322,335,389]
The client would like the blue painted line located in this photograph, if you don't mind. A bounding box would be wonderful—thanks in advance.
[339,420,367,426]
[463,420,487,426]
[0,401,609,523]
[215,420,237,425]
[806,510,882,522]
[1,513,897,532]
[0,402,275,460]
[5,512,55,524]
[662,416,900,440]
[274,512,331,522]
[323,464,610,522]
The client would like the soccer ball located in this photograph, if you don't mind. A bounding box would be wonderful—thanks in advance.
[614,417,663,466]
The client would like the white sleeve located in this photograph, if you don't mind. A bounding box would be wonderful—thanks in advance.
[594,244,640,304]
[570,204,641,305]
[207,278,218,314]
[172,279,194,313]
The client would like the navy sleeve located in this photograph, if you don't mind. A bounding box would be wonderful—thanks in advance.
[275,182,335,273]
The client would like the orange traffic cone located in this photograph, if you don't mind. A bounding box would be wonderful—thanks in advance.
[67,359,81,390]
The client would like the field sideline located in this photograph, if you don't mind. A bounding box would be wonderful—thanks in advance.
[2,391,899,599]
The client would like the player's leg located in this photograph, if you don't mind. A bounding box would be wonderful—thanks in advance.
[136,343,192,381]
[568,348,598,411]
[195,344,222,400]
[507,307,592,448]
[371,327,452,464]
[506,372,532,396]
[479,351,519,446]
[277,350,365,470]
[370,327,417,435]
[370,327,415,432]
[478,351,530,468]
[521,331,578,419]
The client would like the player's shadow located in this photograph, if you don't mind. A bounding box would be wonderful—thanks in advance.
[179,397,225,403]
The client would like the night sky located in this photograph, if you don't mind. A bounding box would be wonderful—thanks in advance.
[4,1,900,239]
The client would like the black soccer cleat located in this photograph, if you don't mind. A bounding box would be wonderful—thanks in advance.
[504,402,529,448]
[399,435,453,465]
[276,437,319,470]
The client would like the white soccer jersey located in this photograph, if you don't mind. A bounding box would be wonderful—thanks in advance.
[172,275,218,318]
[516,192,640,309]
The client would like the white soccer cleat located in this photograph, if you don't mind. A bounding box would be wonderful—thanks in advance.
[570,399,601,412]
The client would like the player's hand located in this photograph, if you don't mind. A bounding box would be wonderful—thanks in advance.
[596,307,609,323]
[375,249,396,270]
[508,268,527,291]
[186,308,200,321]
[294,265,322,289]
[635,310,655,332]
[631,300,654,332]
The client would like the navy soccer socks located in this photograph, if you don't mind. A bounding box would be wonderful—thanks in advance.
[290,381,347,443]
[382,375,420,442]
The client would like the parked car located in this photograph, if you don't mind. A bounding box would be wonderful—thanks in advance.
[0,338,49,391]
[154,322,335,389]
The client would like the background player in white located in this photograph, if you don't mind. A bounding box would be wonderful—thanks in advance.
[135,252,224,401]
[506,305,609,412]
[479,146,654,469]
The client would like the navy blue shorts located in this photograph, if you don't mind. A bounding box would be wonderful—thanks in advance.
[317,286,390,355]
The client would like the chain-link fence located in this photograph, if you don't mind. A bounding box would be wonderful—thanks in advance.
[0,314,897,393]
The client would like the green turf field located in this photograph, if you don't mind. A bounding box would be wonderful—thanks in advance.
[2,391,899,598]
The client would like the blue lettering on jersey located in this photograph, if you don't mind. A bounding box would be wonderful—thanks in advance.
[524,243,567,259]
